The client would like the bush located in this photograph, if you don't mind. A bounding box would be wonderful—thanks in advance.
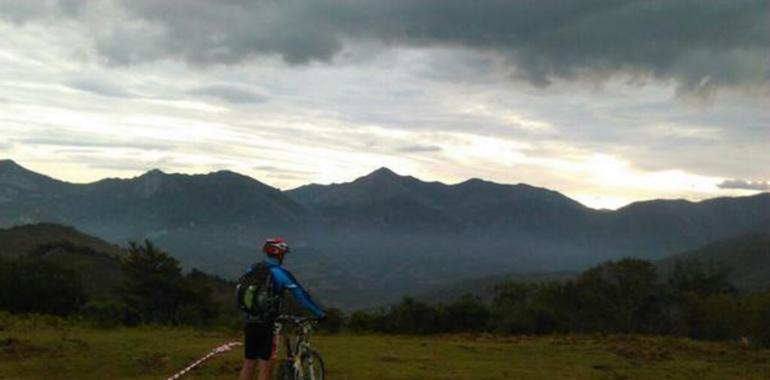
[318,308,345,334]
[0,257,86,316]
[343,258,770,348]
[348,310,381,333]
[442,295,490,333]
[83,300,125,328]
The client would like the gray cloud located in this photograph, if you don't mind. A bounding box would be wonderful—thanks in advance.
[0,0,58,23]
[67,77,135,98]
[397,144,442,153]
[1,0,768,206]
[189,85,266,104]
[50,150,188,172]
[3,0,766,94]
[20,137,168,151]
[0,0,81,25]
[85,161,167,172]
[254,165,315,175]
[103,0,770,94]
[718,179,770,191]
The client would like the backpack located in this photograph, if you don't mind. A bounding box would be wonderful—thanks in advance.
[235,262,278,320]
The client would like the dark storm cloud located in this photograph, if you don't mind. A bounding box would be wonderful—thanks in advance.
[103,0,770,94]
[2,1,767,93]
[718,179,770,191]
[189,85,266,104]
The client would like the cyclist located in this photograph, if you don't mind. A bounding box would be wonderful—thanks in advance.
[238,237,326,380]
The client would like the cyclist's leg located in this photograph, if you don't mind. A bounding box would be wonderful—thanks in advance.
[257,358,273,380]
[239,359,257,380]
[243,322,274,380]
[258,329,279,380]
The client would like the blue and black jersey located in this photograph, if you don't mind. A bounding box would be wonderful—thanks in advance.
[242,257,325,319]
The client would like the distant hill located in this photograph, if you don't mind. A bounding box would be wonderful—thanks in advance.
[426,221,770,305]
[608,196,770,259]
[0,223,123,258]
[0,223,233,306]
[3,159,770,310]
[0,223,125,298]
[658,221,770,291]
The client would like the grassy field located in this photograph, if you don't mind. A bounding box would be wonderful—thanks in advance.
[2,316,770,379]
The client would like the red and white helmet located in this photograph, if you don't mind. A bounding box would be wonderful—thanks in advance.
[263,237,290,257]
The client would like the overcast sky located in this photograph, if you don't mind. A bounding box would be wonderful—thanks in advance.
[0,0,768,209]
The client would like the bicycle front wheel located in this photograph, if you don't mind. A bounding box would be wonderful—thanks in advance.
[277,360,294,380]
[302,350,325,380]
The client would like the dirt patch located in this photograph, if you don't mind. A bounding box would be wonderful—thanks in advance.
[217,362,242,374]
[455,344,479,352]
[135,352,171,370]
[379,355,406,363]
[549,335,593,346]
[61,335,90,350]
[0,337,49,358]
[436,333,541,344]
[608,343,672,362]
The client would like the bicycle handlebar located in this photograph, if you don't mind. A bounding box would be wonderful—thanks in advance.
[275,315,320,325]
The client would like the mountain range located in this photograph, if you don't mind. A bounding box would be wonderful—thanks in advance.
[2,159,770,309]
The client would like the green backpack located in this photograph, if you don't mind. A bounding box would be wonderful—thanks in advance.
[236,263,277,320]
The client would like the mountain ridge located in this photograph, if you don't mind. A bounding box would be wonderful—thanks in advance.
[3,159,770,309]
[4,159,767,212]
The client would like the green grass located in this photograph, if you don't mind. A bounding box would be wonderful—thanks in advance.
[2,316,769,379]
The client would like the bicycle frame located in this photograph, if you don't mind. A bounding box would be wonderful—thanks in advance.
[275,315,320,380]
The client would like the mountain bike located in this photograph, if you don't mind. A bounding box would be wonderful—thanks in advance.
[275,315,325,380]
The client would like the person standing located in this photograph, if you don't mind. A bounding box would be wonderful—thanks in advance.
[237,237,326,380]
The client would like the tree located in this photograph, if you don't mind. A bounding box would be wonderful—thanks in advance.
[0,256,86,316]
[490,282,537,333]
[119,240,184,324]
[119,240,219,325]
[348,310,380,332]
[382,298,441,334]
[442,294,490,332]
[490,282,575,334]
[178,269,221,326]
[667,259,735,295]
[574,259,664,333]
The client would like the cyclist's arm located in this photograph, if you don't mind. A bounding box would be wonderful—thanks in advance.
[272,267,326,318]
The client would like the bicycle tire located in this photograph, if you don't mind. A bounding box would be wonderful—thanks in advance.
[302,350,325,380]
[277,360,294,380]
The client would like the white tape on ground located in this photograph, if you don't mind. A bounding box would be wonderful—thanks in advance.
[165,341,242,380]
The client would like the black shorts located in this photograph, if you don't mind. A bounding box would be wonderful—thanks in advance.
[244,322,276,360]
